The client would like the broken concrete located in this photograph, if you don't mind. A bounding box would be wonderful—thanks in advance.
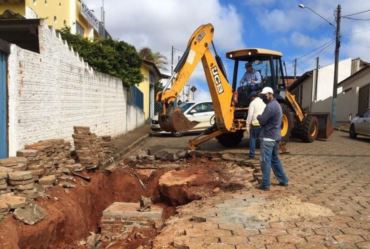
[101,202,163,240]
[38,175,57,186]
[13,203,47,225]
[0,194,27,209]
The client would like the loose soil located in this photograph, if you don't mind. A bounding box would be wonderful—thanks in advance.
[0,168,167,249]
[0,159,245,249]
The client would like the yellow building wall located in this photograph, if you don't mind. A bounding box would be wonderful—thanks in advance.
[0,3,25,16]
[24,0,70,30]
[138,66,150,120]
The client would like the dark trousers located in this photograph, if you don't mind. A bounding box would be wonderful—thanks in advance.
[249,126,261,158]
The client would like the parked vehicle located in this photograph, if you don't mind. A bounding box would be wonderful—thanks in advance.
[151,101,215,136]
[350,109,370,138]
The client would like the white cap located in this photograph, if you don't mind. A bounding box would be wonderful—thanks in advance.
[261,87,274,95]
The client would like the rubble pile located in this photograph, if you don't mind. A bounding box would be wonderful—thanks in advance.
[73,126,114,169]
[17,139,74,179]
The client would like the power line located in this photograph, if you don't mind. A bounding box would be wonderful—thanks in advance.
[343,9,370,17]
[343,16,370,21]
[294,40,334,61]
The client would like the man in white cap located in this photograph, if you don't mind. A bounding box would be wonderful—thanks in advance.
[257,87,288,190]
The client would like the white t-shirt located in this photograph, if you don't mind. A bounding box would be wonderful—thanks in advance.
[246,97,266,127]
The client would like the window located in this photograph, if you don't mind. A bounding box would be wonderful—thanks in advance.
[191,102,213,113]
[179,102,194,113]
[76,22,85,36]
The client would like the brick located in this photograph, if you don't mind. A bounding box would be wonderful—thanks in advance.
[8,171,33,181]
[266,243,296,249]
[334,234,364,243]
[248,234,277,244]
[277,234,305,244]
[206,243,235,249]
[357,241,370,249]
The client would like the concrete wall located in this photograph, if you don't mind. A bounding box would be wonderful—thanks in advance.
[7,21,144,156]
[315,58,352,102]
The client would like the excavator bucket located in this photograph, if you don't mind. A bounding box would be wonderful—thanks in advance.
[159,108,199,132]
[310,113,334,139]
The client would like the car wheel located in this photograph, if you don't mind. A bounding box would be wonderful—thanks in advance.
[349,124,357,139]
[171,131,183,137]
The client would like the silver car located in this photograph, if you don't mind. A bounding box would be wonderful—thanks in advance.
[350,109,370,138]
[151,101,215,136]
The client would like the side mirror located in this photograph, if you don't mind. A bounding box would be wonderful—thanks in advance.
[189,109,197,114]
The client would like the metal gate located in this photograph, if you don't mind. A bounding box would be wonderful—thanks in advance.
[0,51,7,158]
[358,84,370,116]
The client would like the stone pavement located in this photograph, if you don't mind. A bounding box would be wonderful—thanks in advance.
[142,132,370,249]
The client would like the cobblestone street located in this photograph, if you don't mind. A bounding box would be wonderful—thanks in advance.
[145,132,370,249]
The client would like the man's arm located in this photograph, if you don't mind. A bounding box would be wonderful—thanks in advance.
[257,104,273,126]
[239,73,248,86]
[253,71,262,84]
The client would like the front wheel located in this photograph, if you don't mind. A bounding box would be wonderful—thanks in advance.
[293,115,319,143]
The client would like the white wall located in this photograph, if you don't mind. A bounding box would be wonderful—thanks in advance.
[7,21,144,156]
[316,58,352,102]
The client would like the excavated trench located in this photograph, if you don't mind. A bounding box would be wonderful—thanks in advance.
[0,155,251,249]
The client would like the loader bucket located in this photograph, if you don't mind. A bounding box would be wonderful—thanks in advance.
[309,113,333,139]
[159,108,199,132]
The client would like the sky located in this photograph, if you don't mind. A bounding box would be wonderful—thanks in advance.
[84,0,370,101]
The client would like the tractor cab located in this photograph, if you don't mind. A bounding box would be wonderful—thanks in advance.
[226,48,287,107]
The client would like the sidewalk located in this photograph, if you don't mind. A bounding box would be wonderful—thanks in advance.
[111,124,150,158]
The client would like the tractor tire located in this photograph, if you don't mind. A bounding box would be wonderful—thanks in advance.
[294,115,319,143]
[280,103,294,142]
[216,131,244,148]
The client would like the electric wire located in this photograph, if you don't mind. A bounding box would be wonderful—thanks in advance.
[343,9,370,17]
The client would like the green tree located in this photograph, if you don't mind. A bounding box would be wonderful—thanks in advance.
[139,47,168,71]
[58,28,143,87]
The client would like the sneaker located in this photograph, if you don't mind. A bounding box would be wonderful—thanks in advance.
[257,185,270,191]
[278,182,288,187]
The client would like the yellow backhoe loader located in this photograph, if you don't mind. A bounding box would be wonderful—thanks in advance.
[156,24,333,149]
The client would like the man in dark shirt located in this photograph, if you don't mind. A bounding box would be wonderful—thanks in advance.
[257,87,289,190]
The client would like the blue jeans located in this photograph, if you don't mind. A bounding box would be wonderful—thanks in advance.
[249,126,261,158]
[260,139,288,188]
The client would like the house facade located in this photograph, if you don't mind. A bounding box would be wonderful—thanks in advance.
[0,0,109,39]
[336,65,370,120]
[290,58,368,121]
[137,60,168,120]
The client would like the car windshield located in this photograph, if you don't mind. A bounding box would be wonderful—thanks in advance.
[179,102,194,113]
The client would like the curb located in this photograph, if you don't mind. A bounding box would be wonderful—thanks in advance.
[119,133,150,158]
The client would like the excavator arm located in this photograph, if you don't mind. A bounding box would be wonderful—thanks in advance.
[156,24,234,133]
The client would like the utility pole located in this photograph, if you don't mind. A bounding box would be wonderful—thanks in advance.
[101,0,105,37]
[293,58,297,79]
[171,46,174,76]
[314,57,320,102]
[332,4,341,128]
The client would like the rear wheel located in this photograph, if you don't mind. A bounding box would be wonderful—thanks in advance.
[294,116,319,142]
[280,103,294,142]
[216,131,244,147]
[349,124,357,139]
